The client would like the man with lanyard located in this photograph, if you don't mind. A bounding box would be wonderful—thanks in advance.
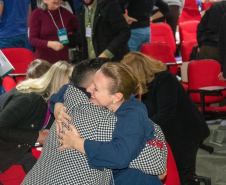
[78,0,131,61]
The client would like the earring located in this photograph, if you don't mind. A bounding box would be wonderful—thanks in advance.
[113,101,115,104]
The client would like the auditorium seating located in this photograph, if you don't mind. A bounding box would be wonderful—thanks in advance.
[181,39,198,62]
[0,148,42,185]
[150,23,176,54]
[179,20,199,43]
[161,142,180,185]
[202,1,221,11]
[188,60,226,120]
[178,0,201,23]
[1,48,34,83]
[2,76,17,92]
[141,42,179,75]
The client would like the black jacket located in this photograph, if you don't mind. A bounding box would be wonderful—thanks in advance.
[197,1,226,48]
[218,13,226,77]
[0,88,54,173]
[78,0,131,61]
[141,70,210,159]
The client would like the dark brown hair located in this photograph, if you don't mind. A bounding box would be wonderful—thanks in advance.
[26,59,52,79]
[100,62,142,101]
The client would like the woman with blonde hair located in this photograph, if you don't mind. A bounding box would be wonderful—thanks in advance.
[0,61,72,176]
[121,52,210,185]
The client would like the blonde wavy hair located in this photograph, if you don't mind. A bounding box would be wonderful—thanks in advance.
[121,52,167,94]
[16,61,72,100]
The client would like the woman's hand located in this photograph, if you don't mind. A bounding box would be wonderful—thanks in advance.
[218,72,226,81]
[54,103,72,135]
[37,129,49,145]
[47,41,64,51]
[123,13,137,25]
[57,124,85,154]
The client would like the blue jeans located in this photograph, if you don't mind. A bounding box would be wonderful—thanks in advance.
[0,34,33,51]
[128,27,151,52]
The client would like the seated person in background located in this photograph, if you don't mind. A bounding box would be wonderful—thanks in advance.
[0,59,51,97]
[26,59,52,79]
[197,1,226,62]
[23,59,167,185]
[0,61,72,176]
[121,52,210,185]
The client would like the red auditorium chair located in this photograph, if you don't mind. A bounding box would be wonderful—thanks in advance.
[179,20,199,43]
[161,142,211,185]
[188,60,226,120]
[2,76,17,92]
[178,0,201,23]
[141,42,179,75]
[150,23,176,54]
[1,48,35,83]
[0,148,42,185]
[202,1,221,11]
[181,39,198,62]
[161,142,180,185]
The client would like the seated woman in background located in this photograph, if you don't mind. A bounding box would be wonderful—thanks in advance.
[26,59,52,79]
[121,52,210,185]
[0,61,72,175]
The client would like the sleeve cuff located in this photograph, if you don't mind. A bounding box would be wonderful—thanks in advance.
[103,49,114,59]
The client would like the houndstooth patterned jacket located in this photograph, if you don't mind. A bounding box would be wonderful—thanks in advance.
[22,85,167,185]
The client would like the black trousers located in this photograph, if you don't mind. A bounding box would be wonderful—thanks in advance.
[152,5,180,40]
[175,145,200,185]
[0,151,37,185]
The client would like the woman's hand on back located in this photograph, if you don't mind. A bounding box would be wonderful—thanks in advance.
[47,41,64,51]
[54,103,72,135]
[57,124,85,154]
[37,129,49,145]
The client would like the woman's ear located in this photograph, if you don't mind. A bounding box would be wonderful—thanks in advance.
[113,92,123,103]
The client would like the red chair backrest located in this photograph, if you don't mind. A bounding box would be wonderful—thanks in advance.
[181,39,198,62]
[2,76,17,92]
[0,148,42,185]
[150,23,176,53]
[179,7,201,23]
[161,142,180,185]
[202,1,221,11]
[1,48,35,83]
[179,20,199,43]
[141,42,178,75]
[184,0,198,8]
[188,60,226,103]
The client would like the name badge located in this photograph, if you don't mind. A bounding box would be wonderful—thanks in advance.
[57,28,69,44]
[86,27,92,37]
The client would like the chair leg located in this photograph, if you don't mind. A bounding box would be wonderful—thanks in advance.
[186,175,211,185]
[199,143,214,154]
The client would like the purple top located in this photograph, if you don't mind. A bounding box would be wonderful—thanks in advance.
[29,7,78,63]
